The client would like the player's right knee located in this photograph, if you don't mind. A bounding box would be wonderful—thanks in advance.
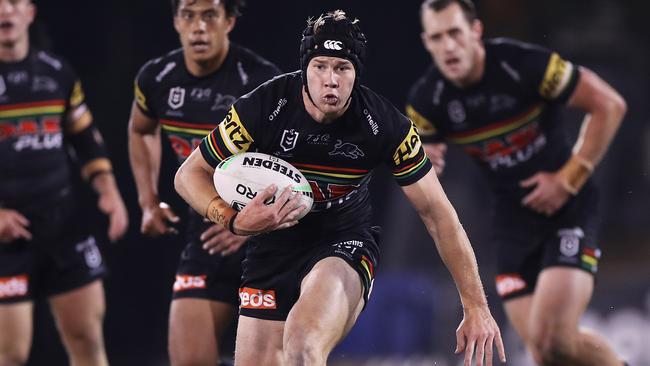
[529,330,577,366]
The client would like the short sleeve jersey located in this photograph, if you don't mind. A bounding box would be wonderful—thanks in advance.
[199,72,432,239]
[407,38,580,201]
[134,43,281,164]
[0,49,89,209]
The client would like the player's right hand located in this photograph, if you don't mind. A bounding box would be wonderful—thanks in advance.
[232,184,305,236]
[141,202,179,237]
[0,208,32,243]
[424,143,447,175]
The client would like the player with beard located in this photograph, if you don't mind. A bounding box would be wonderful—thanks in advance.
[407,0,627,365]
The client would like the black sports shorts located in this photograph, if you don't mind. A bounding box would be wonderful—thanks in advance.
[0,199,105,304]
[492,184,600,301]
[171,213,246,306]
[238,226,381,321]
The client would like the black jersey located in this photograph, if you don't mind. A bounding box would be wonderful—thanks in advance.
[0,49,89,209]
[134,43,280,241]
[407,38,581,202]
[134,43,281,164]
[199,71,432,242]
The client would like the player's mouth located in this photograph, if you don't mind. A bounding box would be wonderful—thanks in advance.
[0,21,14,32]
[189,40,209,52]
[445,57,461,68]
[322,93,339,105]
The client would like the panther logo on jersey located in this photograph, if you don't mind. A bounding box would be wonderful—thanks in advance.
[329,140,365,159]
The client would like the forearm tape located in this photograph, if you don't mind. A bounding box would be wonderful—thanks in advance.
[206,196,238,233]
[557,154,594,195]
[67,125,111,179]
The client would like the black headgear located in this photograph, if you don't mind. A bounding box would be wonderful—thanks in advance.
[299,12,367,88]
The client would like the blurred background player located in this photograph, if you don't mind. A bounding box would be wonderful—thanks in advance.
[0,0,128,365]
[127,0,280,364]
[407,0,627,365]
[175,10,505,366]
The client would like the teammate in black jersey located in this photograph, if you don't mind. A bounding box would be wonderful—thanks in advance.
[128,0,280,364]
[175,10,506,366]
[408,1,627,365]
[0,0,128,365]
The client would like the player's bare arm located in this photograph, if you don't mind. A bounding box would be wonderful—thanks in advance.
[520,68,626,216]
[91,171,129,242]
[65,102,129,242]
[128,102,180,236]
[402,169,506,366]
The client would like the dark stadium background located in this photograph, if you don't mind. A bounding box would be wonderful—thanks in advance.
[27,0,650,365]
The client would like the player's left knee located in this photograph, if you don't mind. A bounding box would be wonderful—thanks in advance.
[283,327,327,366]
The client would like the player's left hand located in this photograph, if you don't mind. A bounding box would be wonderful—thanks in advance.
[201,222,248,256]
[98,191,129,242]
[456,306,506,366]
[520,171,572,216]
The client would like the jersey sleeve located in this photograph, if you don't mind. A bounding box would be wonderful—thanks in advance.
[59,62,111,179]
[405,78,446,144]
[386,113,433,186]
[198,86,266,168]
[520,45,580,104]
[58,60,94,135]
[133,61,157,118]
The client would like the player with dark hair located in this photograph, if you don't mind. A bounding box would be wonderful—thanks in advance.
[175,9,506,366]
[0,0,128,365]
[128,0,280,364]
[408,0,627,365]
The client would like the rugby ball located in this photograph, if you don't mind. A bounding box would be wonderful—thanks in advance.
[213,152,313,220]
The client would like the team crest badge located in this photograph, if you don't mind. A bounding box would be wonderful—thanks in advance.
[280,129,299,152]
[448,99,466,123]
[558,227,584,257]
[168,86,186,109]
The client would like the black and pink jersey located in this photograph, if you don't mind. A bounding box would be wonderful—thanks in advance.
[0,49,90,209]
[199,71,432,240]
[407,38,582,201]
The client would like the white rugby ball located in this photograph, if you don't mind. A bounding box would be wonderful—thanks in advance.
[213,152,314,220]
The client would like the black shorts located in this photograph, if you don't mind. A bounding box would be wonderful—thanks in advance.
[0,202,106,304]
[492,185,600,301]
[238,226,381,321]
[171,214,246,306]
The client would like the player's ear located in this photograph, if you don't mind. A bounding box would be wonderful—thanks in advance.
[471,19,483,40]
[173,13,181,33]
[420,32,432,52]
[224,14,236,34]
[27,1,36,25]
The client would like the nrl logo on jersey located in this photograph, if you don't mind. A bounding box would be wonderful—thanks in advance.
[280,129,299,152]
[168,86,185,109]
